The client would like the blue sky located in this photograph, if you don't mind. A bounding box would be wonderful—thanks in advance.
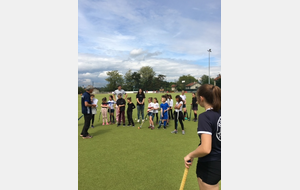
[78,0,221,87]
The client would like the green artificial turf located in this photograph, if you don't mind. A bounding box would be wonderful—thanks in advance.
[78,92,221,190]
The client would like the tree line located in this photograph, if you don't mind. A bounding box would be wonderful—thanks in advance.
[78,66,221,93]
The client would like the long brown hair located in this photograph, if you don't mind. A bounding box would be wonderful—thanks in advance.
[197,84,221,112]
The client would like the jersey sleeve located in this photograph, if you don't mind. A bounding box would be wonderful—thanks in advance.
[197,114,212,135]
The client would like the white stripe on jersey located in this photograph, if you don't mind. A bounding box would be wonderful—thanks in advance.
[197,131,212,135]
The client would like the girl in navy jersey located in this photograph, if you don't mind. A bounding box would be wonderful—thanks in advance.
[184,84,221,190]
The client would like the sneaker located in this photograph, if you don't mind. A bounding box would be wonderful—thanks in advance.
[171,130,178,134]
[123,124,126,127]
[132,125,135,127]
[106,122,109,125]
[102,122,105,125]
[117,123,120,127]
[127,124,131,127]
[148,126,152,128]
[185,117,188,120]
[151,126,155,130]
[82,135,92,139]
[164,127,166,130]
[158,125,161,129]
[91,125,94,128]
[182,131,185,135]
[137,119,140,122]
[167,123,169,126]
[142,119,145,123]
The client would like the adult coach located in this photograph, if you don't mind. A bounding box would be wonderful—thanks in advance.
[80,86,96,139]
[180,90,187,120]
[136,88,145,123]
[184,84,221,190]
[113,85,127,123]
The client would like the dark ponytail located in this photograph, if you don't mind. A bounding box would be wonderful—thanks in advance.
[197,84,221,112]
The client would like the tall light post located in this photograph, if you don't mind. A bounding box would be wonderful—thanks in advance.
[207,49,211,84]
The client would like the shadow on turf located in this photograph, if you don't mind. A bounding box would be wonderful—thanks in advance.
[89,128,111,137]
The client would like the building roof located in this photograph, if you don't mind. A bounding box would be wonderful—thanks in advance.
[171,84,176,87]
[214,74,221,81]
[185,82,199,87]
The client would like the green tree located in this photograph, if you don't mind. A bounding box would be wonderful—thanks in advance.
[132,71,141,90]
[215,78,221,88]
[176,74,198,90]
[138,66,156,90]
[105,70,124,91]
[200,75,214,85]
[123,70,135,91]
[78,86,85,94]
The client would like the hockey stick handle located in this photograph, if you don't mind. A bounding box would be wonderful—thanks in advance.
[179,160,191,190]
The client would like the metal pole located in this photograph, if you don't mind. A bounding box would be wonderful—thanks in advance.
[209,51,210,84]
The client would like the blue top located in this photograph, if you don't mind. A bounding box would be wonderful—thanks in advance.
[160,102,169,119]
[81,91,92,114]
[197,109,221,162]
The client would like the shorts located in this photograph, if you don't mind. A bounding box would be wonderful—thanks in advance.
[161,112,168,120]
[147,112,154,117]
[108,109,114,113]
[183,104,186,108]
[196,159,221,185]
[192,106,198,111]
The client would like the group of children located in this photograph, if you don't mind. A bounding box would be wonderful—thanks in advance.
[89,91,199,135]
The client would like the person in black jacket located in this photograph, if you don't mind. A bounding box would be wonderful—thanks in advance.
[116,93,126,127]
[191,93,198,122]
[126,97,136,127]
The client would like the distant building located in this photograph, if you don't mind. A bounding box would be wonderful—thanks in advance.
[171,84,177,91]
[214,74,221,86]
[185,82,201,90]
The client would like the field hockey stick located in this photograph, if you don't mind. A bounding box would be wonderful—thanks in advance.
[179,160,191,190]
[78,114,84,121]
[139,114,148,128]
[188,106,192,121]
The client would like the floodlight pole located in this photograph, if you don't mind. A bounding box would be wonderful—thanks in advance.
[207,49,212,84]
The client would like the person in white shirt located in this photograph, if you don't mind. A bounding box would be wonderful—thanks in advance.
[168,94,174,120]
[90,94,98,128]
[107,95,116,124]
[180,90,187,120]
[146,97,155,130]
[153,98,160,125]
[113,85,127,123]
[171,95,185,134]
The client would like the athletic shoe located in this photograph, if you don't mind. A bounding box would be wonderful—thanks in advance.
[142,119,145,123]
[158,125,161,129]
[91,125,94,128]
[148,126,152,128]
[102,122,105,125]
[132,125,135,127]
[137,119,140,122]
[171,130,178,134]
[182,131,185,135]
[185,117,188,120]
[167,123,169,126]
[117,124,120,127]
[151,126,154,130]
[123,124,126,127]
[82,135,92,139]
[106,122,109,125]
[164,127,166,130]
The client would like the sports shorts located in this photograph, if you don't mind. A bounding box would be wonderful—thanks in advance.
[196,159,221,185]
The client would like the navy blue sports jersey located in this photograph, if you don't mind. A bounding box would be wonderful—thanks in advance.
[81,91,92,114]
[197,109,221,162]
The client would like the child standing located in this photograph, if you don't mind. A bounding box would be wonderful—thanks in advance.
[183,84,221,189]
[168,95,174,120]
[101,97,109,125]
[147,97,155,130]
[108,95,115,124]
[158,95,169,129]
[116,93,126,127]
[127,97,136,127]
[90,94,98,128]
[153,98,159,125]
[172,95,185,134]
[191,93,198,122]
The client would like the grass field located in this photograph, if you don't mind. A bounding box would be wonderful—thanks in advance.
[78,92,221,190]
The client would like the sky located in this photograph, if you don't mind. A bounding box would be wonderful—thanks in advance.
[78,0,221,87]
